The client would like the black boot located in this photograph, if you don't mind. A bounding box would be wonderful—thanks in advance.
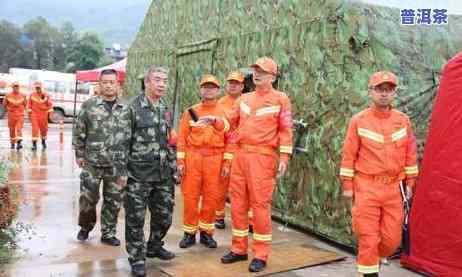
[221,251,248,264]
[77,228,89,241]
[249,224,254,233]
[199,231,217,248]
[363,273,379,277]
[32,141,37,151]
[41,139,47,149]
[249,258,266,272]
[16,140,23,150]
[179,232,196,248]
[10,143,15,149]
[146,241,175,260]
[131,264,146,277]
[215,219,226,229]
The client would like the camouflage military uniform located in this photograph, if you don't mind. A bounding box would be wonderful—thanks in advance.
[72,96,130,239]
[125,93,176,267]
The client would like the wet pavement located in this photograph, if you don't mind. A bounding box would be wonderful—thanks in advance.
[0,119,421,277]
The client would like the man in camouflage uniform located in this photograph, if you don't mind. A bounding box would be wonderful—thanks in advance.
[125,66,177,277]
[72,69,130,246]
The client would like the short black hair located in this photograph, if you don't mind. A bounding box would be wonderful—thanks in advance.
[100,69,118,79]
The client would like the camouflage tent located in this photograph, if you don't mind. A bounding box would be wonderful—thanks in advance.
[127,0,462,246]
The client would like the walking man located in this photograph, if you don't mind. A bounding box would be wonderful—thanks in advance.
[339,71,418,277]
[28,81,53,150]
[124,66,177,277]
[4,82,26,150]
[72,69,130,246]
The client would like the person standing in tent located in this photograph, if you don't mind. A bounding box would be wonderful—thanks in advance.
[123,66,177,277]
[28,81,53,150]
[216,57,293,272]
[4,82,27,150]
[216,70,255,230]
[72,69,130,247]
[176,74,229,250]
[339,71,418,277]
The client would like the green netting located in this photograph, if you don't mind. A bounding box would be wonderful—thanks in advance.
[127,0,462,246]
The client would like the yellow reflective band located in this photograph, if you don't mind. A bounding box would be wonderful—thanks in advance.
[240,102,251,115]
[232,229,249,237]
[177,152,186,159]
[31,96,46,103]
[255,105,281,116]
[405,166,419,175]
[199,221,215,230]
[222,117,230,132]
[248,210,253,217]
[391,128,407,141]
[7,98,24,105]
[358,128,384,143]
[279,146,293,154]
[183,225,197,233]
[340,168,355,177]
[189,120,205,127]
[215,210,225,216]
[47,109,54,112]
[223,152,234,160]
[253,233,272,241]
[357,264,380,274]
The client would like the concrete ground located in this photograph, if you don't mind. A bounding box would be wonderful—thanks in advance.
[0,119,421,276]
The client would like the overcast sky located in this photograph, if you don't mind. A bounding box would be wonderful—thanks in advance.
[359,0,462,14]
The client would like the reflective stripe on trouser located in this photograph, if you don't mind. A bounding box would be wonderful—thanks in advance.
[125,178,174,266]
[216,174,230,220]
[7,115,24,143]
[352,174,404,274]
[78,165,123,238]
[31,114,49,141]
[230,149,276,261]
[181,150,222,235]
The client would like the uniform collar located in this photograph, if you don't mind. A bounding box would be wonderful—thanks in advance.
[141,93,164,109]
[370,104,392,119]
[96,96,122,108]
[202,99,218,107]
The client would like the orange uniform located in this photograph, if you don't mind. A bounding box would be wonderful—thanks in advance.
[226,86,293,261]
[4,90,27,144]
[28,90,53,142]
[177,100,230,235]
[340,73,418,275]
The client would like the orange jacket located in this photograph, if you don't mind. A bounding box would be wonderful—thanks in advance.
[28,92,53,115]
[177,100,229,165]
[218,94,240,161]
[4,92,27,116]
[339,106,419,191]
[225,88,293,163]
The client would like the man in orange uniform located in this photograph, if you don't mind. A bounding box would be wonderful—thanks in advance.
[218,57,293,272]
[28,81,53,151]
[216,70,245,230]
[177,74,230,249]
[339,71,418,277]
[3,82,27,150]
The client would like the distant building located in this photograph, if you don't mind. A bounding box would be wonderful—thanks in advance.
[104,43,127,61]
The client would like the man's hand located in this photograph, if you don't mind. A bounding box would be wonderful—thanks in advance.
[76,158,85,168]
[342,190,353,199]
[277,161,288,178]
[221,165,230,178]
[177,164,185,179]
[406,188,413,200]
[117,176,128,189]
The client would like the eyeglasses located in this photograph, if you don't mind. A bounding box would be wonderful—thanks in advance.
[369,86,396,93]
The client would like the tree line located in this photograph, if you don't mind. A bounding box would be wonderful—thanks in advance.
[0,17,110,73]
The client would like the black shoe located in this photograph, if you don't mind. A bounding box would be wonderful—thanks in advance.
[10,143,15,149]
[249,258,266,272]
[131,264,146,277]
[31,142,37,151]
[199,232,217,248]
[16,141,23,150]
[215,219,226,229]
[249,224,254,233]
[146,244,175,260]
[221,251,248,264]
[41,139,47,149]
[101,236,121,246]
[77,229,89,241]
[179,233,196,248]
[363,274,379,277]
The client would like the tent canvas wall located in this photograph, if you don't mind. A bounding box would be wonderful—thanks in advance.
[127,0,462,246]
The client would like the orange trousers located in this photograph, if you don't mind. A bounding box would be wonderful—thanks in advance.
[8,114,24,143]
[181,150,222,235]
[230,149,277,261]
[31,114,49,141]
[216,174,254,226]
[352,174,404,274]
